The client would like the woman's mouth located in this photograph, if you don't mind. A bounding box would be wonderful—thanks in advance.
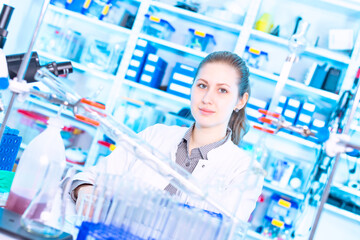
[199,108,215,115]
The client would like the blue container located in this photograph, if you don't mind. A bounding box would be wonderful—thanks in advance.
[139,54,167,88]
[186,29,216,52]
[125,39,157,82]
[246,107,264,124]
[247,97,269,110]
[166,63,197,99]
[0,127,22,171]
[142,14,175,40]
[65,0,85,13]
[308,119,327,143]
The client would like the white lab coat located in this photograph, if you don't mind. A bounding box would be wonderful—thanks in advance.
[72,124,264,222]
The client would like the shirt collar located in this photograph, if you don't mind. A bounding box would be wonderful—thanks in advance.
[179,124,232,160]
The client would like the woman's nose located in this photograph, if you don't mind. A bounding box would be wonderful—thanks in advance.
[202,90,213,104]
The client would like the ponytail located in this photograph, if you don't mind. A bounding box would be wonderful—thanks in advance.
[195,51,250,145]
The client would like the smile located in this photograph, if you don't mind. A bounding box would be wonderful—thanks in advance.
[199,108,215,115]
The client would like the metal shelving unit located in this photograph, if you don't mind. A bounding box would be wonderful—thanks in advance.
[149,1,243,33]
[47,4,132,35]
[139,33,208,58]
[250,29,352,64]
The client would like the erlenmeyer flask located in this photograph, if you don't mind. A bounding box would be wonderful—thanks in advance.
[20,162,73,238]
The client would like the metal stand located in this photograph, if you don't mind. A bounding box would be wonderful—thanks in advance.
[0,0,50,141]
[309,77,360,240]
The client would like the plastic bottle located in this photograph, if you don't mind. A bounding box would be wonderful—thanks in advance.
[5,117,66,215]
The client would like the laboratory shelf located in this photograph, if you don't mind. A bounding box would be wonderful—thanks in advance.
[139,34,208,58]
[324,203,360,223]
[37,51,117,82]
[249,67,340,102]
[66,162,85,171]
[294,0,360,13]
[247,121,319,149]
[123,79,191,105]
[149,1,243,33]
[276,131,319,149]
[331,183,360,198]
[47,5,132,35]
[250,30,352,64]
[263,182,305,201]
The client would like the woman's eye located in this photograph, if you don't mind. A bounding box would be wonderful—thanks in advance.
[198,83,207,89]
[219,88,228,93]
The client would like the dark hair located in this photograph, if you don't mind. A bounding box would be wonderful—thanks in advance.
[194,51,250,145]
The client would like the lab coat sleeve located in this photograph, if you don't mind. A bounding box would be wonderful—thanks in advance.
[222,161,264,222]
[69,124,162,191]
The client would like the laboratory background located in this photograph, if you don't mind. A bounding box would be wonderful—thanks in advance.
[0,0,360,239]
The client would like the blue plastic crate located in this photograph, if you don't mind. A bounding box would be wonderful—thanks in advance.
[77,222,145,240]
[0,127,22,171]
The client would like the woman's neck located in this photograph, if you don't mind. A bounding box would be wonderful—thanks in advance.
[190,124,227,149]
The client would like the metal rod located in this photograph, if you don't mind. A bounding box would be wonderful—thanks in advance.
[309,75,360,239]
[0,0,49,141]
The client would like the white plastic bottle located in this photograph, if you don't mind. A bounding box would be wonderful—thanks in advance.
[5,117,66,215]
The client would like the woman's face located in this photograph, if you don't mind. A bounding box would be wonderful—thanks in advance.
[190,62,246,130]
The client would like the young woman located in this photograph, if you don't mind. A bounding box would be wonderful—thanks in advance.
[70,51,264,222]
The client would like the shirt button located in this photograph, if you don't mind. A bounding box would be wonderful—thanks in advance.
[202,165,205,168]
[185,162,190,167]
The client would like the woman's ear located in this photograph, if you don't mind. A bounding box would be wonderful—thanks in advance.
[234,92,249,111]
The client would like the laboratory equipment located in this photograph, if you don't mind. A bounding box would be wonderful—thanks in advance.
[5,117,66,215]
[80,36,125,74]
[0,208,72,239]
[261,194,299,239]
[58,28,86,62]
[0,126,22,171]
[20,147,69,238]
[125,39,157,82]
[85,0,109,19]
[65,147,87,165]
[243,46,269,69]
[186,29,216,52]
[6,52,73,83]
[166,62,196,99]
[75,174,235,240]
[139,54,167,89]
[24,67,265,239]
[254,13,274,33]
[0,4,14,49]
[15,109,48,144]
[142,14,175,40]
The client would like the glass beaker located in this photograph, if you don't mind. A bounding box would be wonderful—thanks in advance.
[20,165,74,238]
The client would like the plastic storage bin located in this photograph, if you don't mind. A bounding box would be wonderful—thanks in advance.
[126,39,157,82]
[167,62,196,99]
[142,14,175,40]
[243,46,268,69]
[186,29,216,52]
[139,54,167,89]
[163,112,194,128]
[0,126,22,171]
[80,37,125,74]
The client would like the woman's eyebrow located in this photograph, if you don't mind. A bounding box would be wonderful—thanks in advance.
[196,78,208,83]
[217,83,231,87]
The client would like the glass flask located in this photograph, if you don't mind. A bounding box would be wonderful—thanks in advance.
[20,166,74,238]
[5,117,66,215]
